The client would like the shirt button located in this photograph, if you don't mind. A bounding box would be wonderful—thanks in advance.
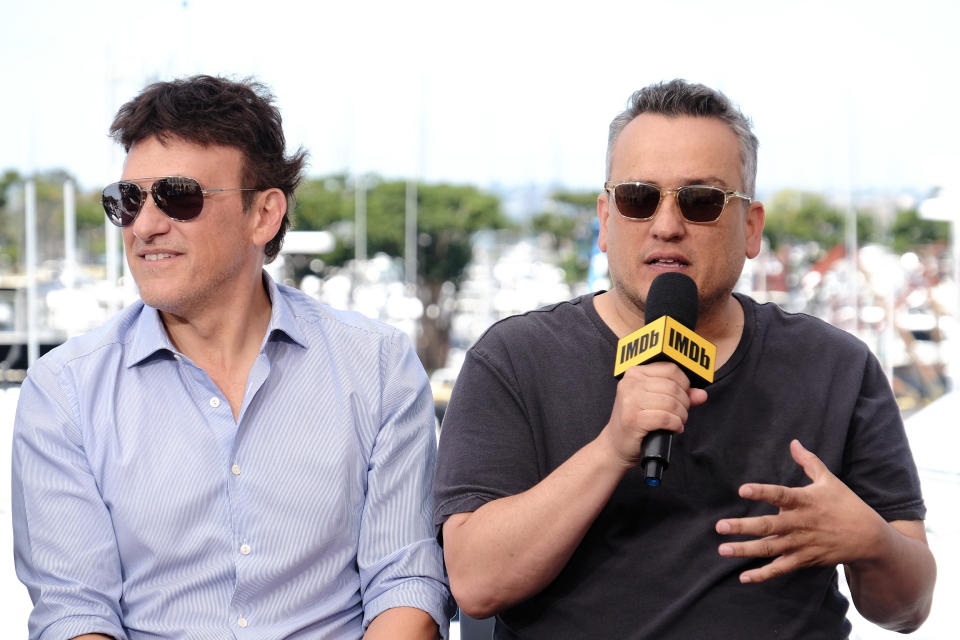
[238,616,248,628]
[209,397,221,408]
[231,464,241,475]
[240,543,251,555]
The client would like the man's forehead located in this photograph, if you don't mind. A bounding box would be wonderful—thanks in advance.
[126,133,242,154]
[619,113,739,144]
[122,136,245,179]
[610,114,741,180]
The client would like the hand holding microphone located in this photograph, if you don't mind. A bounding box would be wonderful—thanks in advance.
[610,272,715,486]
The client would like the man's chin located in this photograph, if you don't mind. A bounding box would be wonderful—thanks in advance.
[138,290,186,316]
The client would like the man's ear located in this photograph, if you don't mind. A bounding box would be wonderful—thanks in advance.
[745,201,765,259]
[597,191,611,253]
[251,188,287,249]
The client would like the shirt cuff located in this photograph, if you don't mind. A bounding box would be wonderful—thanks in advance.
[363,580,456,639]
[38,614,125,640]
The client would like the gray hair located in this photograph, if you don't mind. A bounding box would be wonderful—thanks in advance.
[606,79,759,197]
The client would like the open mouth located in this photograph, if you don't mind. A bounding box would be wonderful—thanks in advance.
[647,257,689,267]
[144,253,177,262]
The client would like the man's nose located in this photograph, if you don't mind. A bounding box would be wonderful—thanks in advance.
[648,191,686,240]
[130,194,172,241]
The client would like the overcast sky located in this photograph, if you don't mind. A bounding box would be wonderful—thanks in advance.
[1,0,958,199]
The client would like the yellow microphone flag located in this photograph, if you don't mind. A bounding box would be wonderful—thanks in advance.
[613,316,716,384]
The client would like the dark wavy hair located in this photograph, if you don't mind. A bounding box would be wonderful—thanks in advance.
[109,75,307,262]
[606,79,759,197]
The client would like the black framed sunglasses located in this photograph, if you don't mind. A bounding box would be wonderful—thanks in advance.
[101,176,259,227]
[604,181,752,224]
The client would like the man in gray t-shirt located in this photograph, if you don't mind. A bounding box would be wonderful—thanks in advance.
[434,80,936,639]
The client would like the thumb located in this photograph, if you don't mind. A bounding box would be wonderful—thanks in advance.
[790,439,829,482]
[688,388,708,406]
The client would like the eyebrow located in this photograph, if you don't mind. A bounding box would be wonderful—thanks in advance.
[671,176,735,189]
[120,175,190,183]
[623,176,736,189]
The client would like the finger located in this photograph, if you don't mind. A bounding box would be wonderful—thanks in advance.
[617,380,694,422]
[618,388,692,422]
[622,367,692,400]
[612,394,690,437]
[634,410,687,435]
[790,439,829,483]
[718,534,786,560]
[738,554,798,584]
[716,514,783,538]
[737,483,800,509]
[628,361,693,389]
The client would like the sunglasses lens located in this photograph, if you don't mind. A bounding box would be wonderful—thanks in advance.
[677,187,725,222]
[153,177,204,221]
[614,183,661,220]
[101,182,143,227]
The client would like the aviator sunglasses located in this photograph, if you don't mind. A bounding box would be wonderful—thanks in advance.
[604,181,752,223]
[101,176,258,227]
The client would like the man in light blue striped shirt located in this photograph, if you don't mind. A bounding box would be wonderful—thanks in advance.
[12,75,454,640]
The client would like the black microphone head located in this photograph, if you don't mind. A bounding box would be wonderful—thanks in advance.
[644,272,698,329]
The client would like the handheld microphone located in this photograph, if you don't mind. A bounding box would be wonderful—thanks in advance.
[612,272,716,486]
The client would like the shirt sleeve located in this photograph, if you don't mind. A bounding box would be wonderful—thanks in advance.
[433,334,543,537]
[12,360,127,640]
[357,331,456,637]
[842,350,926,522]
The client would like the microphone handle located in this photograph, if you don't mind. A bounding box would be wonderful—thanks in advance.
[640,430,672,487]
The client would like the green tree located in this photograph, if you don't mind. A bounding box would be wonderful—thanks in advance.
[0,170,108,272]
[890,208,950,254]
[0,169,23,268]
[762,189,881,256]
[76,188,108,258]
[527,189,598,285]
[0,169,20,209]
[763,190,846,252]
[293,173,354,265]
[549,189,597,210]
[293,175,510,370]
[0,170,71,267]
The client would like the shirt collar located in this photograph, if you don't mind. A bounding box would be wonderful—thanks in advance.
[262,271,308,350]
[125,271,308,369]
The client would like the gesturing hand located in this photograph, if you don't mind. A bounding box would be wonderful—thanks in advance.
[714,439,889,584]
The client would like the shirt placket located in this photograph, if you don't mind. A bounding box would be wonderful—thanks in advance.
[175,352,261,635]
[224,351,272,635]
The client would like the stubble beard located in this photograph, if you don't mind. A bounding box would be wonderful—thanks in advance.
[612,270,734,326]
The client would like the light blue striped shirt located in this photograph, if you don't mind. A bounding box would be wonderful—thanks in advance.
[12,275,454,639]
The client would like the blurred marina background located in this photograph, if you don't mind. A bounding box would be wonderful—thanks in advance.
[1,0,958,637]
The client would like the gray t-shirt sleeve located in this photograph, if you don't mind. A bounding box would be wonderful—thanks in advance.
[840,348,926,521]
[433,338,541,537]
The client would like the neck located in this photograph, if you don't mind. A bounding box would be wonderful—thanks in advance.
[161,274,272,371]
[694,294,744,368]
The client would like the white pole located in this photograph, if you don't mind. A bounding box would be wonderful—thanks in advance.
[845,95,859,335]
[63,180,76,288]
[25,180,39,367]
[405,180,417,288]
[951,219,959,388]
[406,71,427,294]
[845,204,858,334]
[354,175,367,262]
[122,227,136,304]
[917,188,959,389]
[105,217,121,312]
